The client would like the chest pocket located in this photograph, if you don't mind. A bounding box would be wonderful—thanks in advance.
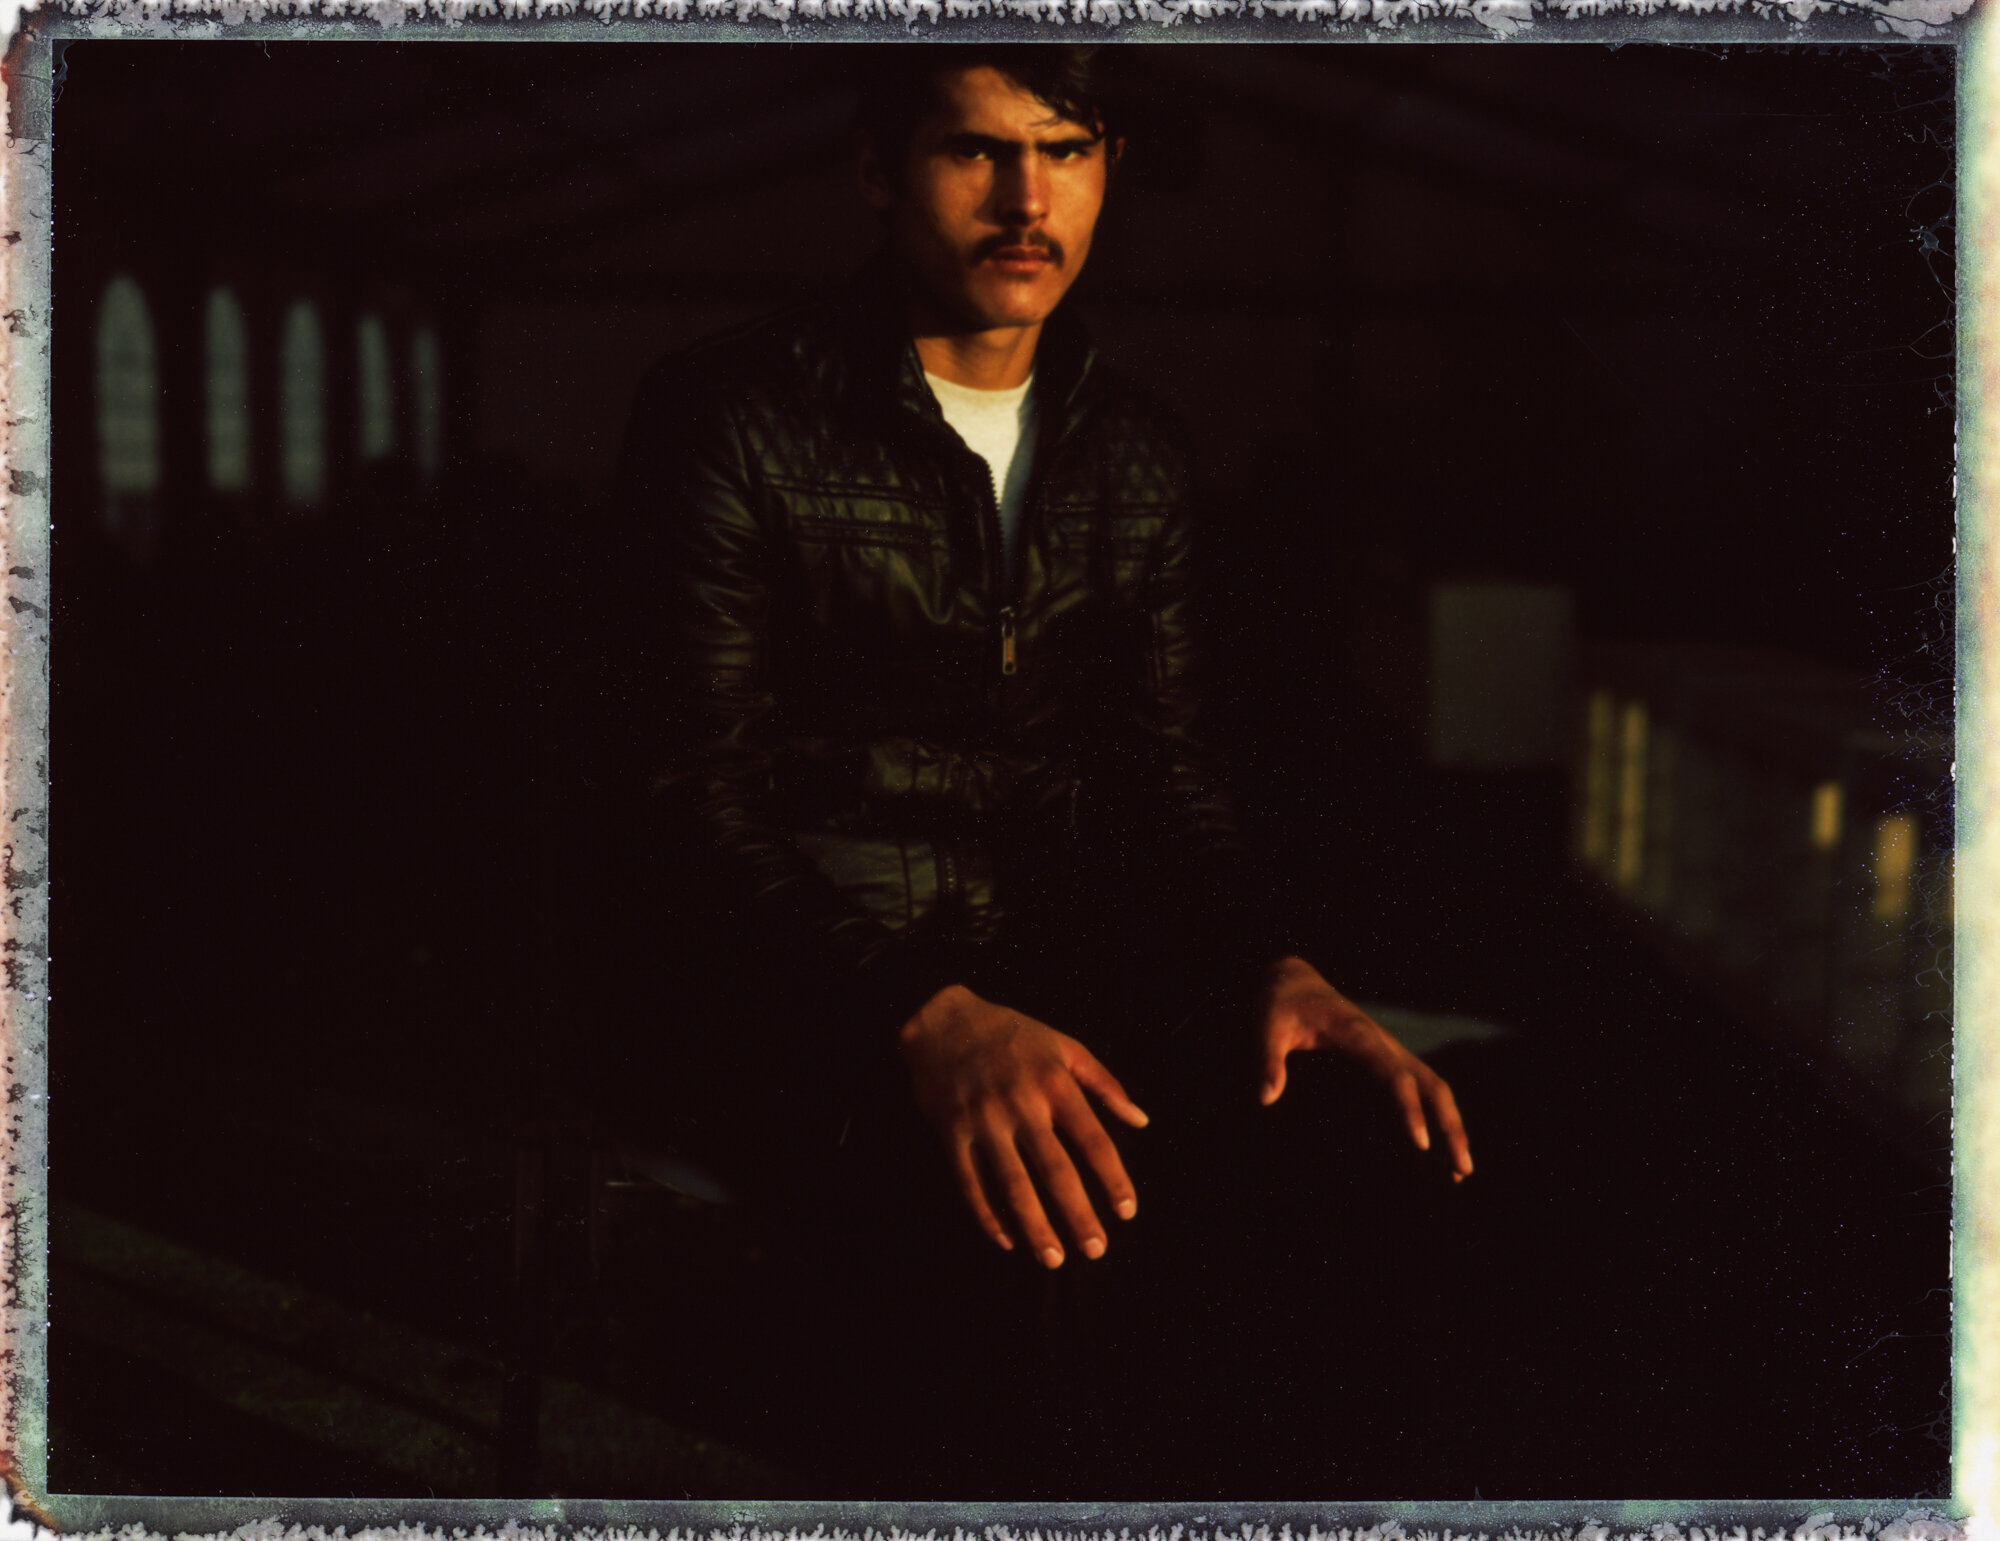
[787,500,945,553]
[792,516,940,552]
[769,471,946,544]
[782,496,949,594]
[774,488,954,634]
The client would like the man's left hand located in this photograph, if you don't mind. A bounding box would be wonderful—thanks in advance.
[1258,956,1474,1182]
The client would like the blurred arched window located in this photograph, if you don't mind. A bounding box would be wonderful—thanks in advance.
[357,312,395,464]
[411,324,444,483]
[205,287,252,492]
[96,274,161,513]
[280,300,327,509]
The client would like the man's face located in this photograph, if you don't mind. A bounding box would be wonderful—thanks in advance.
[864,66,1113,336]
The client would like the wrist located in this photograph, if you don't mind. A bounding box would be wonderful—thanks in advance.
[899,982,977,1045]
[1265,955,1317,985]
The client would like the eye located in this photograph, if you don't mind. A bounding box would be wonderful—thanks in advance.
[940,138,999,163]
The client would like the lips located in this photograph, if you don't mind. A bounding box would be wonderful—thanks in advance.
[985,245,1055,275]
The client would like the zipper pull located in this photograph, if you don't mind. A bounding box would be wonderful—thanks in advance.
[999,606,1018,677]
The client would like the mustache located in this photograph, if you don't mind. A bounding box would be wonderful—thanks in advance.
[973,231,1065,266]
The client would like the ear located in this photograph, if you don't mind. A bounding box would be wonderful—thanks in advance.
[1105,134,1127,175]
[856,131,895,215]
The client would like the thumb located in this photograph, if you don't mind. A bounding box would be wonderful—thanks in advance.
[1261,1024,1292,1106]
[1068,1041,1150,1128]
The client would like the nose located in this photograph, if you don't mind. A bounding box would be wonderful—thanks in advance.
[994,149,1049,226]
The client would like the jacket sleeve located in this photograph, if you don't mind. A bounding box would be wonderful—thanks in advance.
[1131,441,1304,996]
[613,360,966,1044]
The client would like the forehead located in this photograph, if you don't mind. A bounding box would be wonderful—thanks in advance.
[921,65,1093,140]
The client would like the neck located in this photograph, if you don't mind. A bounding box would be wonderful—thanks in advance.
[905,300,1041,391]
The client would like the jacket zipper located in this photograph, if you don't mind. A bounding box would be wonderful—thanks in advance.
[969,454,1017,680]
[1002,385,1069,679]
[939,379,1066,682]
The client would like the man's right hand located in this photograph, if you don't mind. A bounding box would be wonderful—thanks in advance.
[898,984,1148,1268]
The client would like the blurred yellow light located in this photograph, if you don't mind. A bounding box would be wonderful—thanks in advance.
[1810,781,1844,852]
[1615,701,1647,892]
[1871,812,1918,920]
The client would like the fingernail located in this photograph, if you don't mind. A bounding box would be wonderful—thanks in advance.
[1133,1108,1151,1127]
[1083,1236,1105,1260]
[1116,1198,1137,1220]
[997,1233,1015,1249]
[1417,1130,1431,1150]
[1041,1246,1064,1268]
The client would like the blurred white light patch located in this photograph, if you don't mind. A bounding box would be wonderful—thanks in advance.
[357,312,397,463]
[280,300,327,509]
[205,287,252,493]
[1361,1004,1513,1060]
[1426,579,1574,768]
[95,274,159,498]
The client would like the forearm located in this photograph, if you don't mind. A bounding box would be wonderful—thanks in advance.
[661,771,966,1041]
[622,364,957,1044]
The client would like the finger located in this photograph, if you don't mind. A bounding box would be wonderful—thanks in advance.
[1424,1072,1474,1177]
[1391,1070,1431,1152]
[1051,1080,1138,1221]
[948,1135,1014,1250]
[1261,1025,1292,1106]
[1023,1123,1109,1260]
[984,1121,1067,1268]
[1066,1043,1150,1128]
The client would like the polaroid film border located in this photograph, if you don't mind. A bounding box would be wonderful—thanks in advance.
[0,9,1979,1535]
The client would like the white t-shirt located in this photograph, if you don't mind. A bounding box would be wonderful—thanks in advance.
[925,371,1038,584]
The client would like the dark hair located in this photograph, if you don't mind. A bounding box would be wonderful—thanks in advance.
[851,46,1117,175]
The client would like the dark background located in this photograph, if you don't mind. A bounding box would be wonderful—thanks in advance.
[49,39,1954,1501]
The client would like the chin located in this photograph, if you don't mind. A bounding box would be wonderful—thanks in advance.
[962,284,1062,332]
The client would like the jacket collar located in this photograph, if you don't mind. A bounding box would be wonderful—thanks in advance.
[822,254,1100,444]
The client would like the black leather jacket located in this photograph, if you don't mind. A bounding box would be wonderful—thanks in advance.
[614,263,1283,1042]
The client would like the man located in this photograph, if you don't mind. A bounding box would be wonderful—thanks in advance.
[611,45,1471,1488]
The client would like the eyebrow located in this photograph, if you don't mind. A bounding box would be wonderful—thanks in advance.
[936,130,1104,157]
